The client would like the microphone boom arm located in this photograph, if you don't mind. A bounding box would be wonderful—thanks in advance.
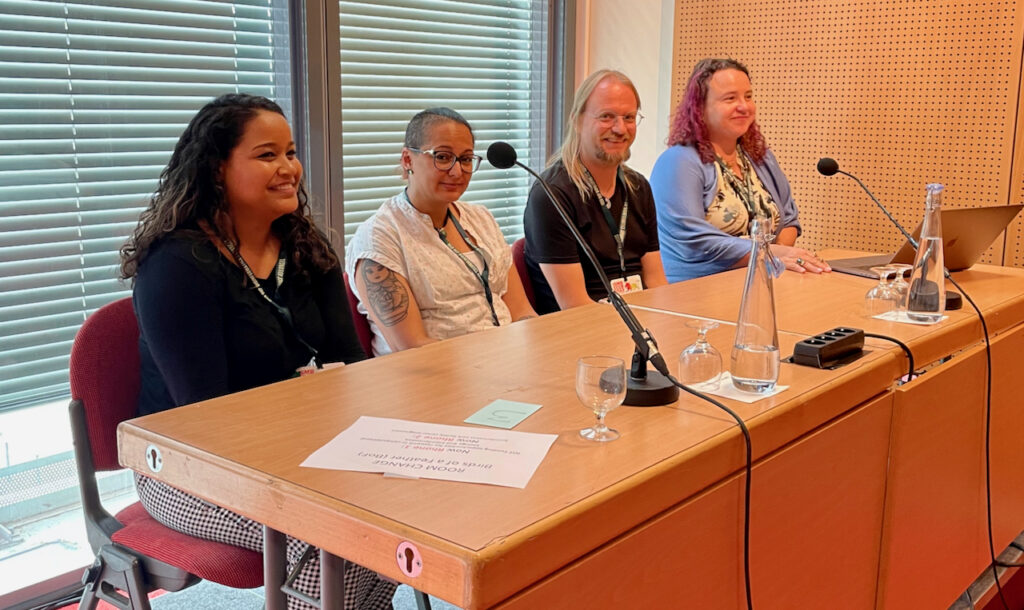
[837,169,919,249]
[514,160,671,377]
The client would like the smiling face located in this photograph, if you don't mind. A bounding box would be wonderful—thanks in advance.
[220,110,301,225]
[362,259,390,283]
[577,76,638,168]
[401,119,475,208]
[703,68,756,151]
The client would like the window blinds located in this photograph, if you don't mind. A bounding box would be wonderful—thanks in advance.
[339,0,549,244]
[0,0,288,411]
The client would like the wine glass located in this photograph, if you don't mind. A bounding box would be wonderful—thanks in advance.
[678,319,722,388]
[889,263,913,310]
[865,265,900,316]
[576,356,626,442]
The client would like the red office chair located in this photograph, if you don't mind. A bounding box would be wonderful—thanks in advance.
[69,297,262,610]
[344,271,376,357]
[511,237,537,309]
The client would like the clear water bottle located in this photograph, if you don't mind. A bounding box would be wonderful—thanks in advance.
[731,217,781,393]
[905,183,946,322]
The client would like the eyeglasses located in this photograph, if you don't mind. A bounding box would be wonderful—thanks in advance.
[408,147,482,173]
[591,111,644,127]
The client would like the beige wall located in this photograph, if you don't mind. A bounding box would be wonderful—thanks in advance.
[580,0,1024,267]
[574,0,676,177]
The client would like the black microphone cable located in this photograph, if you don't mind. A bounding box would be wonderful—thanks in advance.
[666,373,754,610]
[863,333,915,382]
[819,159,1007,600]
[489,141,755,610]
[944,273,1010,610]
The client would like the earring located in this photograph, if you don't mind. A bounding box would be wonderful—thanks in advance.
[406,168,414,175]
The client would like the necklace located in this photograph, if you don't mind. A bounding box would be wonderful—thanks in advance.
[715,147,767,220]
[433,209,450,230]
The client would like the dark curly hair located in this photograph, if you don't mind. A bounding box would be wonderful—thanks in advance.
[667,58,767,164]
[120,93,336,280]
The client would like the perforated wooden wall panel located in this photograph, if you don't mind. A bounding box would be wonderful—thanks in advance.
[1010,55,1024,266]
[671,0,1024,266]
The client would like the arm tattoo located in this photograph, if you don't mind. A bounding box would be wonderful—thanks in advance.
[361,259,410,327]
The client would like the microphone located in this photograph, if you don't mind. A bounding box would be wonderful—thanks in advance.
[488,141,678,406]
[485,141,517,170]
[816,157,917,248]
[815,157,839,177]
[817,157,961,309]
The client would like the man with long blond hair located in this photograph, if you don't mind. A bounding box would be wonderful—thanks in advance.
[522,69,668,314]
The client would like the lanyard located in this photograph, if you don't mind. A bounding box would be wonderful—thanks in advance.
[582,167,629,277]
[716,148,771,221]
[222,239,320,363]
[436,208,500,327]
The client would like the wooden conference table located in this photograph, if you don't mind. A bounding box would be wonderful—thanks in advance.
[118,254,1024,609]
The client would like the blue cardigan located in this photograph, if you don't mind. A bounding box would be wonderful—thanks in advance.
[650,144,801,282]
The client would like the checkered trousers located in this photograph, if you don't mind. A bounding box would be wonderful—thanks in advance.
[135,474,397,610]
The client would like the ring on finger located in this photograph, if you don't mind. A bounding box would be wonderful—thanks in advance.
[796,257,805,266]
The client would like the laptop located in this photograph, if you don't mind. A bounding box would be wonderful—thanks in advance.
[828,204,1023,278]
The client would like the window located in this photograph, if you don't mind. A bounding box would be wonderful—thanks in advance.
[0,0,292,413]
[338,0,550,244]
[0,0,292,603]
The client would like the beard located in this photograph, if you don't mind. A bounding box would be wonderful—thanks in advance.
[596,145,631,165]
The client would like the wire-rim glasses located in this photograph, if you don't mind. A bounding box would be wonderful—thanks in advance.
[408,147,482,173]
[591,111,644,128]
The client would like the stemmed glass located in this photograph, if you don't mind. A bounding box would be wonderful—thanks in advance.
[576,356,627,442]
[889,263,913,311]
[678,319,723,388]
[865,265,901,316]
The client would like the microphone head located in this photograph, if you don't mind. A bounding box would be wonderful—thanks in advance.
[817,157,840,176]
[487,141,518,169]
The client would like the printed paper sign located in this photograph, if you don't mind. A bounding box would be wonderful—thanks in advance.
[301,416,557,488]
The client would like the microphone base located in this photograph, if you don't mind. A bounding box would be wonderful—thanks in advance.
[624,370,680,407]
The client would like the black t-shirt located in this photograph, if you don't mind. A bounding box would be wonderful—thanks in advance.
[134,234,366,416]
[522,161,660,314]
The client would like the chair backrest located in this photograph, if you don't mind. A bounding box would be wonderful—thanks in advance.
[343,271,375,358]
[512,237,537,309]
[69,297,141,472]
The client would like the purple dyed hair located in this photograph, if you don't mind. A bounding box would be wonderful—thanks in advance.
[667,58,767,164]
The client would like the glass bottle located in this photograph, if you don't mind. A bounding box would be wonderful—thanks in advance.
[731,217,781,393]
[905,183,946,322]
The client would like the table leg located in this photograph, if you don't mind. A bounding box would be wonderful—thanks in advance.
[321,549,347,610]
[264,525,288,610]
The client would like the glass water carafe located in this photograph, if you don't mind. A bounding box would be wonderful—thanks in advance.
[905,183,946,322]
[731,217,781,393]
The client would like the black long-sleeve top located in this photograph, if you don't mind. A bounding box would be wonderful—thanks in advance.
[134,233,366,416]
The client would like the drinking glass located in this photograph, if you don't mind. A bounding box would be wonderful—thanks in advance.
[865,265,900,316]
[678,319,722,388]
[889,263,913,310]
[576,356,626,442]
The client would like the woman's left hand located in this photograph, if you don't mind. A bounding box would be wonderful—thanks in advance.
[769,244,831,274]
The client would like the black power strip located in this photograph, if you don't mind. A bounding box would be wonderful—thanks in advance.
[791,327,865,369]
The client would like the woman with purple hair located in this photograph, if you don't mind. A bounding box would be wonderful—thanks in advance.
[650,58,829,282]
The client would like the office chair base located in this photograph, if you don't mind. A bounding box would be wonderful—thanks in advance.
[79,545,152,610]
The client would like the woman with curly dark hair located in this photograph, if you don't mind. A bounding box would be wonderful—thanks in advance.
[650,58,829,281]
[121,93,395,609]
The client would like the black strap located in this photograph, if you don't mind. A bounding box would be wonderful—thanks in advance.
[436,208,500,326]
[716,148,772,221]
[223,240,320,364]
[582,167,629,277]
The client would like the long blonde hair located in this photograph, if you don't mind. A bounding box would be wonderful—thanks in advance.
[550,69,642,197]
